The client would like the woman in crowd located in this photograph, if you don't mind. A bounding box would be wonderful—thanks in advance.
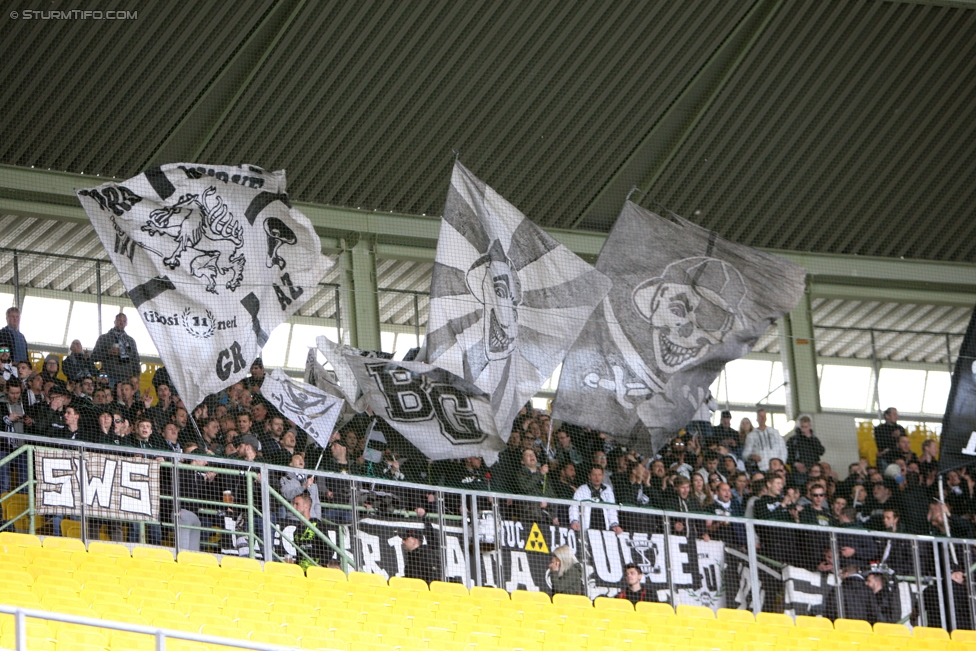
[691,472,714,510]
[548,545,583,596]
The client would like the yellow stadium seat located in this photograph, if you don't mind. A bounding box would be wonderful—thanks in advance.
[219,555,261,573]
[834,618,872,633]
[511,590,551,605]
[307,565,347,582]
[915,627,951,641]
[594,596,633,612]
[471,586,509,601]
[389,576,429,592]
[0,531,41,547]
[914,641,950,651]
[40,535,86,552]
[347,571,387,586]
[717,608,755,623]
[263,560,305,579]
[636,601,675,616]
[430,580,469,596]
[177,550,218,567]
[110,631,157,651]
[552,593,592,609]
[794,615,832,630]
[59,519,83,539]
[756,612,794,627]
[875,622,912,636]
[132,547,175,563]
[952,631,976,642]
[677,604,716,619]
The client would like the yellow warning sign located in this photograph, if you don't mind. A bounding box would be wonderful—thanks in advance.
[524,522,549,554]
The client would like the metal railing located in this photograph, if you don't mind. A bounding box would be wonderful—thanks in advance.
[2,433,975,633]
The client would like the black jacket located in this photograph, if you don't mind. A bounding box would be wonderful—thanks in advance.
[403,519,441,584]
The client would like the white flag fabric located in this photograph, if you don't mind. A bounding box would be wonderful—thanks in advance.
[362,419,386,464]
[260,369,344,449]
[553,201,806,457]
[425,161,611,436]
[313,335,393,412]
[77,163,332,409]
[344,355,507,464]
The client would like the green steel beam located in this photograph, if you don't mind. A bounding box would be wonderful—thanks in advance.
[2,164,975,299]
[779,289,821,418]
[339,235,381,351]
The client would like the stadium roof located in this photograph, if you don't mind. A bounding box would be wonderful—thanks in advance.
[1,0,975,370]
[1,0,974,261]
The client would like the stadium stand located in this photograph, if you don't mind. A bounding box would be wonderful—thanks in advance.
[2,530,976,650]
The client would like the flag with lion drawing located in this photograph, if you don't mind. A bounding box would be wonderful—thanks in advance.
[77,163,332,409]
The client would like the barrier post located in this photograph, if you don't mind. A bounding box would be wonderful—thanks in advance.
[746,520,761,616]
[662,513,675,608]
[260,465,272,560]
[246,471,256,559]
[829,530,844,620]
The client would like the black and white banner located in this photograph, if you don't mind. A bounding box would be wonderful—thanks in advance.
[76,163,332,409]
[313,513,725,606]
[553,201,805,456]
[941,303,976,472]
[345,356,507,464]
[34,448,160,520]
[260,368,345,449]
[425,162,611,436]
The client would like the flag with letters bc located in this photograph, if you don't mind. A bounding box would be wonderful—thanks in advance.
[345,355,507,464]
[77,163,332,409]
[553,201,805,457]
[940,304,976,473]
[425,161,611,436]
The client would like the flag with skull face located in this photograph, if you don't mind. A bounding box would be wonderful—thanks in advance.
[425,161,612,439]
[552,200,806,457]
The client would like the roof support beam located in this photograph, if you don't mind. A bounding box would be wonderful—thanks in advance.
[1,164,974,306]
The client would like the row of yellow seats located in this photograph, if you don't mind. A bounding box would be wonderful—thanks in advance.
[5,531,975,647]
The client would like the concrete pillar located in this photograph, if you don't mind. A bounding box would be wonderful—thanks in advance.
[339,235,381,351]
[779,288,821,420]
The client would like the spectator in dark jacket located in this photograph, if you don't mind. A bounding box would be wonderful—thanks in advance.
[549,545,583,596]
[786,415,825,477]
[618,563,657,604]
[62,340,99,382]
[824,566,883,623]
[402,508,441,584]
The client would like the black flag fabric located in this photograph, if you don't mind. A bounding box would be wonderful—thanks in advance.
[939,305,976,473]
[552,201,806,457]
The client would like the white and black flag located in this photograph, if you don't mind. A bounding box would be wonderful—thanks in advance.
[261,369,344,449]
[76,163,332,409]
[425,161,611,436]
[553,201,805,456]
[940,304,976,473]
[344,355,507,464]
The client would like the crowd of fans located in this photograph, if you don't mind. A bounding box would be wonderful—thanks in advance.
[1,304,974,622]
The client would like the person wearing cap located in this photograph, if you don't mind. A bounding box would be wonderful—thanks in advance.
[243,358,265,391]
[0,307,28,366]
[711,410,739,449]
[401,507,441,584]
[92,313,140,387]
[30,384,70,438]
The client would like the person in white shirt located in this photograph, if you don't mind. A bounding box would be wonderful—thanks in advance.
[741,408,786,472]
[569,467,623,534]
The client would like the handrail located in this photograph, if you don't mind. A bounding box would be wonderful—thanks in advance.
[266,483,354,570]
[6,432,975,546]
[0,604,299,651]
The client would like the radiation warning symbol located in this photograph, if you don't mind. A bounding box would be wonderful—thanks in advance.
[524,523,549,554]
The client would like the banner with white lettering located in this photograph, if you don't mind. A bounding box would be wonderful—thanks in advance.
[34,448,160,520]
[345,355,507,464]
[76,163,332,409]
[940,303,976,472]
[553,201,805,457]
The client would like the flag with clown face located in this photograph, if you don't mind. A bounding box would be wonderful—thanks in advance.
[553,200,806,457]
